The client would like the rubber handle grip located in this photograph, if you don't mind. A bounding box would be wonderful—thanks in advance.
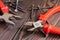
[44,24,60,35]
[39,6,60,22]
[0,1,9,13]
[50,26,60,35]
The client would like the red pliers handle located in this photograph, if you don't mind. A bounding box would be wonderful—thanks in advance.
[39,6,60,35]
[0,0,9,13]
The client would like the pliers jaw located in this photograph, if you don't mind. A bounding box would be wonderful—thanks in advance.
[25,20,43,31]
[0,13,22,25]
[25,20,47,36]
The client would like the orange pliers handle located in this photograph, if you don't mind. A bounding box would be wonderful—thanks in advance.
[39,6,60,35]
[39,6,60,23]
[0,0,9,13]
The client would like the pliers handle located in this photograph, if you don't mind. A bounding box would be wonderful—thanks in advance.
[38,6,60,35]
[0,0,9,13]
[44,24,60,35]
[39,6,60,23]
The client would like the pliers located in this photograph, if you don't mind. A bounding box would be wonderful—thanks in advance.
[0,0,21,25]
[26,6,60,36]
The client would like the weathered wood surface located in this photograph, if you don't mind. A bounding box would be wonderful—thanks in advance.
[0,0,60,40]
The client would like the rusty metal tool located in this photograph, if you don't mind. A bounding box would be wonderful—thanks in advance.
[8,2,26,13]
[7,0,25,13]
[14,0,19,12]
[29,4,39,21]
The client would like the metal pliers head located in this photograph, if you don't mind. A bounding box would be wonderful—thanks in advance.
[0,13,21,25]
[25,20,43,31]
